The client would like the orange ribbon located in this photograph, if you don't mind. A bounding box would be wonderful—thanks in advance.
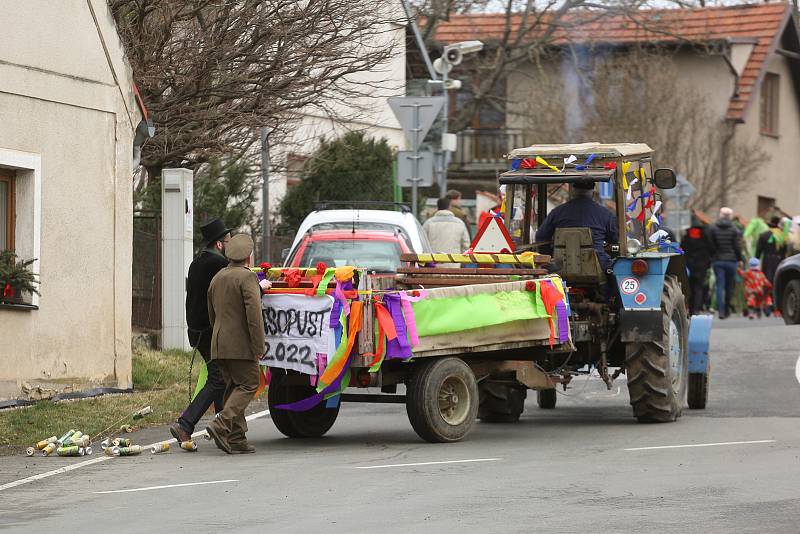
[364,300,398,367]
[318,300,363,386]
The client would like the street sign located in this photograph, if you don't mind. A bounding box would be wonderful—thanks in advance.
[397,150,434,187]
[388,97,445,151]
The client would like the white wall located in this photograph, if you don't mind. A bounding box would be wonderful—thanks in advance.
[0,0,139,399]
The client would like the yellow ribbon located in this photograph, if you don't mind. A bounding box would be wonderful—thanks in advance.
[535,156,561,173]
[334,266,355,282]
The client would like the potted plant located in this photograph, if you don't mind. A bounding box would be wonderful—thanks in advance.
[0,250,40,304]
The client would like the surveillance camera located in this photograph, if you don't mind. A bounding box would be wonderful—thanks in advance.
[448,40,484,55]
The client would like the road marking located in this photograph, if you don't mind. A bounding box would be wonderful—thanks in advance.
[355,458,502,469]
[94,479,238,494]
[0,409,270,493]
[624,440,776,451]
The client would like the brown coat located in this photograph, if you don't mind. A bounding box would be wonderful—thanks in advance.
[449,205,471,238]
[207,265,265,360]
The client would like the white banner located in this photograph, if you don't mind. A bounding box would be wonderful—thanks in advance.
[260,294,334,374]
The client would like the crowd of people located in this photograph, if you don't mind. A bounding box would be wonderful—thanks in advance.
[682,207,797,319]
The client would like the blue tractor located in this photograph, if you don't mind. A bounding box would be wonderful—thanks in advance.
[494,143,711,422]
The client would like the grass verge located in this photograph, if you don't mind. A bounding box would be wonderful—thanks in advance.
[0,347,201,454]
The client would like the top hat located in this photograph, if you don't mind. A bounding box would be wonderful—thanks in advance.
[225,234,254,262]
[200,218,231,245]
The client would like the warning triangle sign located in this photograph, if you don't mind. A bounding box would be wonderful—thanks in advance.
[470,216,515,253]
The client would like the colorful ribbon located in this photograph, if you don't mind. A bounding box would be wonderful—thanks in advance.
[575,153,597,170]
[535,156,560,173]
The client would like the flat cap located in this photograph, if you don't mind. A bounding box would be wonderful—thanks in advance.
[225,233,253,262]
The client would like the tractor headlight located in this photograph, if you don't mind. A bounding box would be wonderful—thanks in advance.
[627,238,642,255]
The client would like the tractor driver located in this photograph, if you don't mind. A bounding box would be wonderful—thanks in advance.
[534,181,619,270]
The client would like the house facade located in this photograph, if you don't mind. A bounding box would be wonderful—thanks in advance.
[0,1,142,400]
[431,3,800,221]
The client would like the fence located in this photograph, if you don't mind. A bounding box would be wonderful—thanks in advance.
[132,210,161,333]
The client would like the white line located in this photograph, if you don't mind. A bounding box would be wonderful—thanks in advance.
[355,458,502,469]
[94,479,238,494]
[0,456,110,492]
[624,440,776,451]
[0,409,271,492]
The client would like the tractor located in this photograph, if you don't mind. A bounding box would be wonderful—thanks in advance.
[488,143,711,422]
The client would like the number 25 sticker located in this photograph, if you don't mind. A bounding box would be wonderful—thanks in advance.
[621,277,640,294]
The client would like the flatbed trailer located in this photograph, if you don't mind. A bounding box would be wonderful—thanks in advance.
[261,254,573,443]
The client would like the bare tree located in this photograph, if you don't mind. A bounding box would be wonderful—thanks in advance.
[111,0,399,179]
[507,47,769,212]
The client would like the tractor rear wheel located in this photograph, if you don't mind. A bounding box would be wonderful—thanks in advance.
[625,276,688,423]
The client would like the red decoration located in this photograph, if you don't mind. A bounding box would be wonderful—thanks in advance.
[316,262,328,274]
[687,228,702,239]
[525,280,537,292]
[520,158,537,169]
[283,269,302,288]
[2,283,12,298]
[603,162,617,170]
[260,262,271,270]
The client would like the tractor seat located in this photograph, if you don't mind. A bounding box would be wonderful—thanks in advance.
[552,227,606,285]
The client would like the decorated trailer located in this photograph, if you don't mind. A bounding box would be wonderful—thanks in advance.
[257,255,571,443]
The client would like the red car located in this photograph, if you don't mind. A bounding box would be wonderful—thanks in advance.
[286,228,413,273]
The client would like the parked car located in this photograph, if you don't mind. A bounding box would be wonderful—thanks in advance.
[774,253,800,324]
[283,205,431,272]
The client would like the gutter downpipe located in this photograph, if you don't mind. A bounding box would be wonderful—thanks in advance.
[720,41,741,208]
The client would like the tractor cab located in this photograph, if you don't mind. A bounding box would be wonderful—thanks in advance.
[499,143,678,291]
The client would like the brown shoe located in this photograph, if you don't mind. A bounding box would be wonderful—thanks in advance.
[229,442,255,454]
[205,425,232,454]
[170,422,191,443]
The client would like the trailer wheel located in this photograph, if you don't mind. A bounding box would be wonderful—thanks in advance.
[687,372,709,409]
[478,381,526,423]
[406,358,479,442]
[625,276,688,423]
[537,388,557,409]
[267,372,339,438]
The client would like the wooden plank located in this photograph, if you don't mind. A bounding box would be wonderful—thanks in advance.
[396,277,521,286]
[397,267,548,276]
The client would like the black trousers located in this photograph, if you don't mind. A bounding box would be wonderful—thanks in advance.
[688,266,708,316]
[178,328,226,433]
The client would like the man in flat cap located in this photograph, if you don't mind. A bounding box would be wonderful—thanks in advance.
[170,218,230,444]
[206,233,265,454]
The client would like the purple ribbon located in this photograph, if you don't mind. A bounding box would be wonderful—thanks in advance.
[274,356,351,412]
[383,294,412,360]
[329,280,353,328]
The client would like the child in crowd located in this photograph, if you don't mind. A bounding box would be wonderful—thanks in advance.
[741,257,773,319]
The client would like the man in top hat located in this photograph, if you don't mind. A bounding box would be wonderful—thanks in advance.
[206,233,265,454]
[169,218,231,444]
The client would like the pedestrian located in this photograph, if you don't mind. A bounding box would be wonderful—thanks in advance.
[423,197,471,255]
[170,218,231,444]
[709,207,743,319]
[681,214,713,315]
[205,233,265,454]
[446,189,471,238]
[740,257,773,319]
[755,216,788,283]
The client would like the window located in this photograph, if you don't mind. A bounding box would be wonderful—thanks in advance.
[760,73,779,136]
[0,169,14,252]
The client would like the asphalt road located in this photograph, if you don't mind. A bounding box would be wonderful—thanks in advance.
[2,316,800,533]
